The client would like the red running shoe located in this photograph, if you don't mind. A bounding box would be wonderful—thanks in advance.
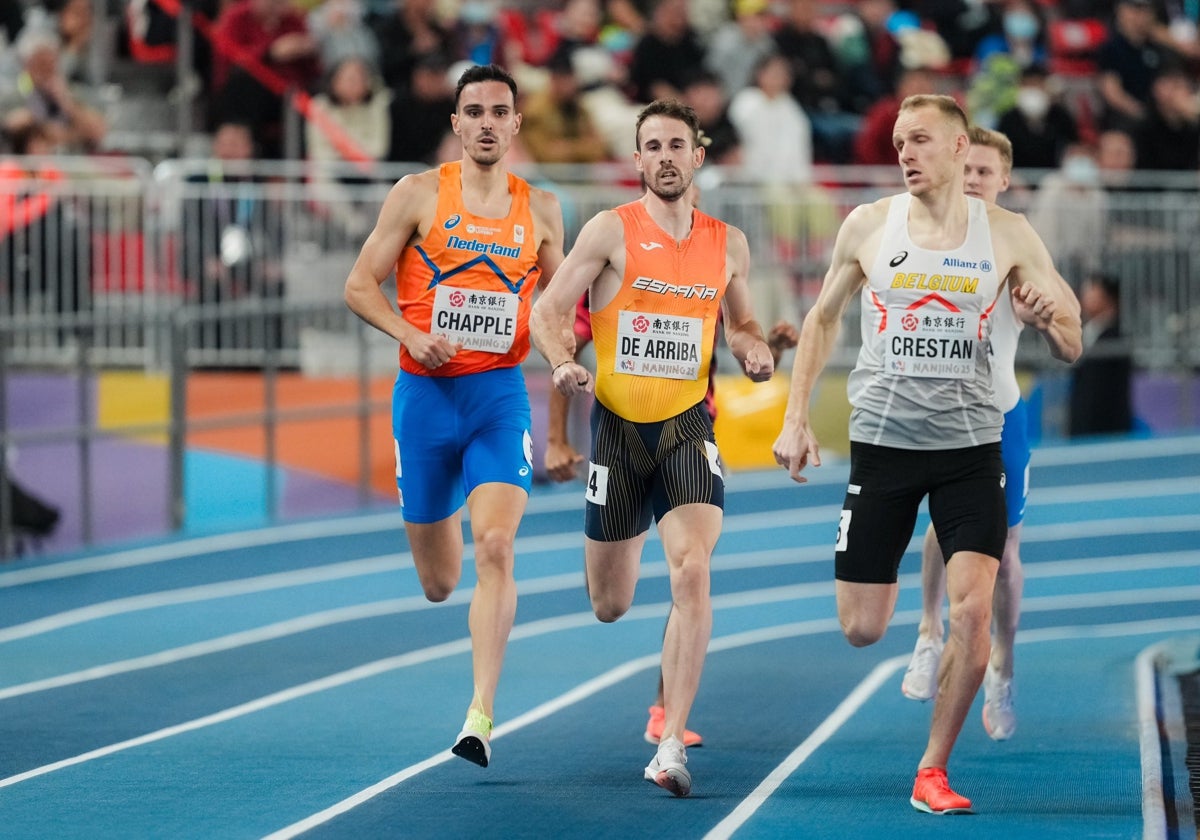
[910,767,974,814]
[644,705,703,747]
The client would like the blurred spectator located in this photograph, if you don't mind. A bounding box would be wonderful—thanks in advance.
[452,0,507,67]
[853,66,935,165]
[681,69,741,166]
[0,28,106,152]
[0,113,87,323]
[571,44,642,158]
[307,0,379,72]
[828,0,902,113]
[368,0,453,96]
[1134,63,1200,171]
[774,0,845,115]
[1096,0,1174,133]
[518,0,602,68]
[627,0,705,103]
[1069,273,1133,436]
[306,55,390,164]
[966,0,1054,132]
[387,52,454,164]
[703,0,777,99]
[1097,126,1137,185]
[211,0,321,157]
[519,51,609,164]
[20,0,94,83]
[996,64,1080,168]
[1027,142,1106,274]
[974,0,1049,70]
[910,0,997,61]
[729,51,812,184]
[0,0,23,46]
[181,121,286,348]
[773,0,860,162]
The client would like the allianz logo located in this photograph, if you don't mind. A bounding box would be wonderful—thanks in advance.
[942,257,978,269]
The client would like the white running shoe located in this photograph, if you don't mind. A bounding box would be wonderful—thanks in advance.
[451,710,493,767]
[644,735,691,797]
[982,665,1016,741]
[901,636,944,701]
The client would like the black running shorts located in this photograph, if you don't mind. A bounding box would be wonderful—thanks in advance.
[584,400,724,542]
[835,441,1007,584]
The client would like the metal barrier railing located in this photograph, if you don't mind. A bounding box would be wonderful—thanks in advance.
[3,156,1199,555]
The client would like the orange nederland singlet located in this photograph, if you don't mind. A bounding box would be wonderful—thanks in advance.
[592,200,728,423]
[395,161,541,377]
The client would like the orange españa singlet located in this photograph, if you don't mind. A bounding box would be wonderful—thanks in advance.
[592,201,728,423]
[394,161,542,377]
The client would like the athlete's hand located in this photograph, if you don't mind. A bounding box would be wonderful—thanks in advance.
[1012,284,1057,330]
[742,340,775,382]
[772,419,821,484]
[552,360,594,396]
[545,440,585,482]
[407,333,462,370]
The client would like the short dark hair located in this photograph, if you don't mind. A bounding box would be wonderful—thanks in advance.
[635,99,702,150]
[454,63,518,110]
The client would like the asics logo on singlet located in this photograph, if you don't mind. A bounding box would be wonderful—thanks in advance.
[631,276,718,300]
[640,241,664,251]
[444,214,462,230]
[889,251,908,267]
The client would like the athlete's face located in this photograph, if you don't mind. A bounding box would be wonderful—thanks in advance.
[634,115,703,202]
[893,105,967,197]
[963,145,1010,205]
[452,81,520,166]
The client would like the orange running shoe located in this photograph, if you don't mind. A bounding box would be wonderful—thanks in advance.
[644,705,703,747]
[910,767,974,814]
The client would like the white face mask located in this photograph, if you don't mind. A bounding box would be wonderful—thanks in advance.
[1063,155,1098,185]
[1015,87,1050,120]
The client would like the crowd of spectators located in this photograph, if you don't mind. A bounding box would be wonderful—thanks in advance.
[0,0,1196,177]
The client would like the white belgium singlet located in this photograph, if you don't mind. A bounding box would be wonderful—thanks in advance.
[847,193,1004,449]
[988,285,1023,413]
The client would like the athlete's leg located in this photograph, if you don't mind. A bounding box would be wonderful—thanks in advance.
[463,482,528,720]
[835,580,899,646]
[584,533,648,622]
[918,524,947,643]
[406,516,465,602]
[990,524,1023,678]
[654,502,720,744]
[919,549,998,769]
[901,524,949,700]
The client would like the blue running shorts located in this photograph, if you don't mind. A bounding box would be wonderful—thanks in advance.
[392,365,533,524]
[1001,398,1031,528]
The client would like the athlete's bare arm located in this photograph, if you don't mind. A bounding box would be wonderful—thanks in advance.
[773,201,882,482]
[719,225,773,382]
[530,187,566,291]
[1010,269,1082,363]
[343,170,461,368]
[530,209,624,396]
[990,207,1083,364]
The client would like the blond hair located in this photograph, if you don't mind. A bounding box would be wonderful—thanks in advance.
[968,125,1013,175]
[899,94,969,133]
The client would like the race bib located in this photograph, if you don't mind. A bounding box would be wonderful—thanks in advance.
[883,307,977,379]
[614,310,703,380]
[431,284,519,353]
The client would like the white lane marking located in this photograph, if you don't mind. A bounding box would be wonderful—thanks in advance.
[3,434,1194,587]
[704,615,1200,840]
